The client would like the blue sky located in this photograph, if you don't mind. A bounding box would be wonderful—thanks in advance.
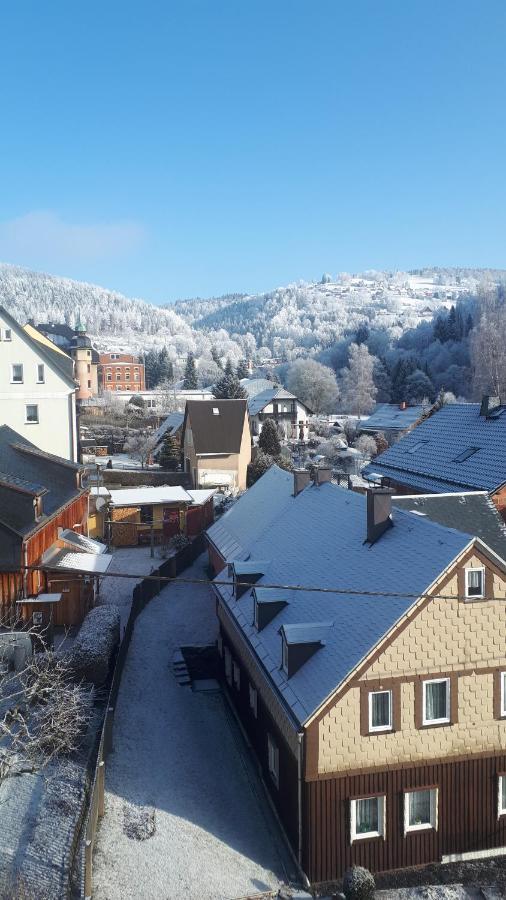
[0,1,505,303]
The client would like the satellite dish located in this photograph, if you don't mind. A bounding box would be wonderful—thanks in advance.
[95,497,107,511]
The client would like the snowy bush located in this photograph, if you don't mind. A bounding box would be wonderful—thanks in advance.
[64,605,121,686]
[170,533,191,552]
[342,865,375,900]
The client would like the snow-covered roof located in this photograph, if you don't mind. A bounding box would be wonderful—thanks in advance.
[187,489,216,506]
[247,386,298,416]
[206,465,295,560]
[360,403,424,433]
[155,411,185,443]
[107,486,193,507]
[214,480,472,724]
[240,378,278,398]
[44,550,112,574]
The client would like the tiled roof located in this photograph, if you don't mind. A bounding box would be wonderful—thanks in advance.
[360,403,425,432]
[155,411,185,445]
[206,465,294,561]
[364,403,506,493]
[392,492,506,560]
[59,529,107,554]
[247,387,299,416]
[215,480,470,724]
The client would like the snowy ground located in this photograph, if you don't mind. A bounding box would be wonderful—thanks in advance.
[92,554,290,900]
[97,546,158,631]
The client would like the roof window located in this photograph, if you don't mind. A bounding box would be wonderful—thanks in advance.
[212,407,220,415]
[405,440,428,454]
[453,447,480,463]
[280,623,330,677]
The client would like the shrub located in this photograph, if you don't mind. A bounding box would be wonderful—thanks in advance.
[342,865,375,900]
[170,533,191,552]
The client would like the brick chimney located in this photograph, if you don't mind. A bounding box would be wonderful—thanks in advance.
[313,467,332,486]
[366,487,393,544]
[293,469,311,496]
[480,395,501,418]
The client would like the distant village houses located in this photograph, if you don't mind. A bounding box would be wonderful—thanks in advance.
[241,377,311,441]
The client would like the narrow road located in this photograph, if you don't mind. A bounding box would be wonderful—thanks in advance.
[93,554,288,900]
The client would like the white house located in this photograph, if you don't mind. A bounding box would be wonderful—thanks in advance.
[241,379,311,441]
[0,306,78,461]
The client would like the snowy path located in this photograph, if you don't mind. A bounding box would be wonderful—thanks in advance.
[92,555,286,900]
[97,546,158,631]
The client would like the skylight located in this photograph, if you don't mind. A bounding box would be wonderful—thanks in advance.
[453,447,480,463]
[405,440,428,454]
[212,407,220,415]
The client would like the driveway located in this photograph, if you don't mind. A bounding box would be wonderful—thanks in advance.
[92,554,290,900]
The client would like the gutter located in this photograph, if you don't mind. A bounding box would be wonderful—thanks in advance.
[297,730,305,873]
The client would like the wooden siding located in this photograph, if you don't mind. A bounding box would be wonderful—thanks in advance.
[304,753,506,885]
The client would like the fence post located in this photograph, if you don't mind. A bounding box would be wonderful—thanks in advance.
[84,839,93,898]
[104,706,114,756]
[98,760,105,817]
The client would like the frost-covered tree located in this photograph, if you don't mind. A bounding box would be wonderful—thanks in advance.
[405,369,435,403]
[213,360,247,399]
[183,353,198,389]
[470,303,506,399]
[353,434,378,459]
[210,346,223,370]
[259,419,281,456]
[339,343,377,418]
[236,359,249,379]
[123,432,157,467]
[286,358,339,414]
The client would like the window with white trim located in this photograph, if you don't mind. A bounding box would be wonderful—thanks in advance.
[404,788,438,833]
[11,363,23,383]
[3,328,12,341]
[267,733,279,787]
[465,567,485,599]
[37,364,45,383]
[232,660,240,690]
[350,795,385,841]
[422,678,450,725]
[368,690,392,732]
[501,672,506,718]
[25,404,39,424]
[224,647,232,686]
[249,683,258,718]
[498,775,506,816]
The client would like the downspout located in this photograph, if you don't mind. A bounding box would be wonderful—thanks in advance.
[23,542,29,599]
[297,730,305,876]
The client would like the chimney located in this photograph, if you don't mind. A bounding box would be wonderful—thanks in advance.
[293,469,311,496]
[313,467,332,486]
[399,401,407,411]
[366,488,393,544]
[480,395,501,418]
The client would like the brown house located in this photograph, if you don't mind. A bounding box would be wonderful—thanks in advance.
[212,473,506,885]
[98,352,145,393]
[0,425,109,627]
[182,399,251,492]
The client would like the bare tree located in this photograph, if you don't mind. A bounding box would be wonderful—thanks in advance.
[123,431,157,467]
[339,343,377,418]
[286,358,339,414]
[470,308,506,399]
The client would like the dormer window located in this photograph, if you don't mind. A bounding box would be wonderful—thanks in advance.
[280,623,330,678]
[232,561,268,599]
[253,588,288,630]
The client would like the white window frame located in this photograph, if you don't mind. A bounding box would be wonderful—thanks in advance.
[11,363,23,383]
[465,567,485,600]
[501,672,506,718]
[422,677,450,726]
[350,795,385,842]
[3,328,12,341]
[25,404,39,424]
[368,689,392,733]
[498,775,506,817]
[232,660,240,690]
[249,683,258,718]
[404,788,438,834]
[267,733,279,787]
[36,363,45,384]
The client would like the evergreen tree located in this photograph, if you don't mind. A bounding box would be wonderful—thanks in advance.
[355,322,370,345]
[258,418,281,456]
[144,349,160,389]
[372,358,391,402]
[211,347,223,370]
[213,367,247,399]
[158,431,181,471]
[158,346,174,383]
[236,359,249,380]
[183,352,198,389]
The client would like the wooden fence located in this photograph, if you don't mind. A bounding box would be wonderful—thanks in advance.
[80,534,205,899]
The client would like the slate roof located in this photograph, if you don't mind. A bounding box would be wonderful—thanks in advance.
[206,464,294,561]
[360,403,425,433]
[363,403,506,494]
[240,378,278,398]
[247,386,310,417]
[184,400,248,454]
[214,480,471,724]
[0,426,84,543]
[392,492,506,561]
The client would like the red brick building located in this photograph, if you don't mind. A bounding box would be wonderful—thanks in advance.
[98,352,145,392]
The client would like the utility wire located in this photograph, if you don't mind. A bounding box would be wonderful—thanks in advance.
[20,562,480,603]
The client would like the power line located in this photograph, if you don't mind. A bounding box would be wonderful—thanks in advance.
[20,563,483,603]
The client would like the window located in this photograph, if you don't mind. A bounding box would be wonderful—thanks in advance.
[212,407,220,415]
[454,447,480,463]
[350,796,385,841]
[25,404,39,424]
[368,690,392,732]
[267,733,279,787]
[116,372,121,380]
[224,647,232,686]
[3,328,12,341]
[500,672,506,718]
[125,370,130,380]
[87,364,91,373]
[232,661,240,690]
[11,363,23,383]
[87,380,91,389]
[423,678,450,725]
[405,440,428,454]
[139,505,152,524]
[134,372,139,380]
[106,373,112,381]
[37,364,45,383]
[465,567,485,599]
[249,683,258,718]
[404,788,438,833]
[498,776,506,816]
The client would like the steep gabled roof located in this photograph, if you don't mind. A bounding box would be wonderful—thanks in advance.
[364,403,506,494]
[215,479,471,724]
[184,399,248,454]
[0,306,75,386]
